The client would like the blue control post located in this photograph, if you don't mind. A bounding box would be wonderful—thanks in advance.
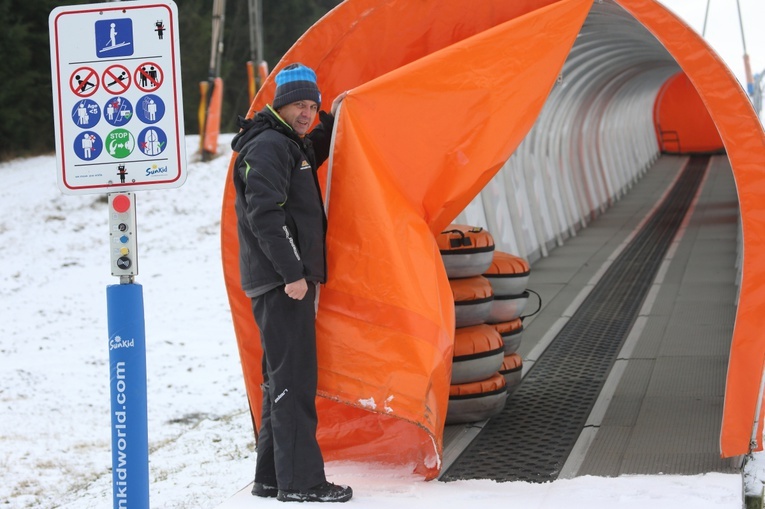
[107,192,148,508]
[107,282,150,509]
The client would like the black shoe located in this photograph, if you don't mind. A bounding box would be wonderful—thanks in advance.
[277,481,353,503]
[252,481,278,498]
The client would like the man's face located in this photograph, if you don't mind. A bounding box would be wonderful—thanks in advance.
[277,100,319,137]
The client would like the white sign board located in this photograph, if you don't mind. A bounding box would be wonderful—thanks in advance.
[49,0,186,195]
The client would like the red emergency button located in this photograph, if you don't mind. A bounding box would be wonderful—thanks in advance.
[113,194,131,213]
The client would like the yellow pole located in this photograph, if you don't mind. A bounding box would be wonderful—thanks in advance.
[198,80,209,153]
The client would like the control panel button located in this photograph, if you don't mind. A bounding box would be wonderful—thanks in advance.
[112,194,131,213]
[108,192,138,277]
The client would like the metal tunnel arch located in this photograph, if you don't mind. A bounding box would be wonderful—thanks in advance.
[221,0,765,479]
[457,2,681,262]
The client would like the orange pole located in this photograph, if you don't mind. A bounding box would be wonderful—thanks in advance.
[246,61,256,105]
[203,77,224,157]
[258,61,269,88]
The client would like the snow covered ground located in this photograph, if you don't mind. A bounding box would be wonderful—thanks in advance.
[0,135,754,508]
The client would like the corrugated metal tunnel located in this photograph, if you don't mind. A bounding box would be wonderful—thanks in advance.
[457,2,685,263]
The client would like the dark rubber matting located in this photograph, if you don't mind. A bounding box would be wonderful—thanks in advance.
[440,156,709,483]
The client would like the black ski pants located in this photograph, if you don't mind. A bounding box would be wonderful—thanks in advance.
[251,283,326,491]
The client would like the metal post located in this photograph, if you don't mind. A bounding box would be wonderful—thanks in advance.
[253,0,264,65]
[736,0,755,94]
[702,0,711,37]
[107,283,149,509]
[209,0,226,80]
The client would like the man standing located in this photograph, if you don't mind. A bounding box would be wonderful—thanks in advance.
[231,63,351,503]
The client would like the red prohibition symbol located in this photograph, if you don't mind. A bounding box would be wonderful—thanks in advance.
[102,64,132,95]
[70,66,99,98]
[134,62,164,92]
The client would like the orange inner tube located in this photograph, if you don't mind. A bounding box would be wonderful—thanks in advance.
[501,353,523,372]
[453,324,504,359]
[449,372,507,397]
[490,318,523,337]
[483,250,530,276]
[449,275,493,303]
[437,224,495,253]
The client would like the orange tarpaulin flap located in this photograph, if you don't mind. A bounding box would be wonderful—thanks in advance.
[654,71,724,154]
[617,0,765,457]
[221,0,592,479]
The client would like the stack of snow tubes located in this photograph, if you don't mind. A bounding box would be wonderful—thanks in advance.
[482,251,531,395]
[438,225,533,425]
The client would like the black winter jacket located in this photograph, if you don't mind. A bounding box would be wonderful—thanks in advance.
[231,106,335,297]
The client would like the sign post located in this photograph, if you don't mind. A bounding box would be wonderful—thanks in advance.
[107,282,149,509]
[49,2,185,508]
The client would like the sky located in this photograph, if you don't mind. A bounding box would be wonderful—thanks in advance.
[658,0,765,88]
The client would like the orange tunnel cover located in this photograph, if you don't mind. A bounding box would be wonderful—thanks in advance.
[222,0,765,479]
[654,71,724,154]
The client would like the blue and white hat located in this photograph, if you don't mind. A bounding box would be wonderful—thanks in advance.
[272,63,322,110]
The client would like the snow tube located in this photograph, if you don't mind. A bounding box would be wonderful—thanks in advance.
[483,251,531,296]
[450,276,494,327]
[487,291,529,324]
[490,318,524,354]
[499,353,523,395]
[438,225,495,279]
[446,373,507,425]
[451,324,505,384]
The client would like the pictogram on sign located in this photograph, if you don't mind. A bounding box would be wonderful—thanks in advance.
[70,67,99,98]
[102,64,132,95]
[134,62,163,92]
[71,99,101,129]
[95,19,134,58]
[137,126,167,156]
[105,128,135,159]
[74,131,103,160]
[154,20,165,40]
[135,94,165,124]
[103,97,134,127]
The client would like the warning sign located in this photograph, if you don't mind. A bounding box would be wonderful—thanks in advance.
[49,1,186,195]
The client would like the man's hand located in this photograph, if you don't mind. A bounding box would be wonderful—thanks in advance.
[331,91,349,116]
[285,278,308,300]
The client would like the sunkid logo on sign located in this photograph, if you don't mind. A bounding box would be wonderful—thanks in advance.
[145,164,168,177]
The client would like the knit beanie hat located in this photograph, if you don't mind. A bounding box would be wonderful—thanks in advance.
[272,63,322,110]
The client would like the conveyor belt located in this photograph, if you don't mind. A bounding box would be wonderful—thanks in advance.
[440,156,710,483]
